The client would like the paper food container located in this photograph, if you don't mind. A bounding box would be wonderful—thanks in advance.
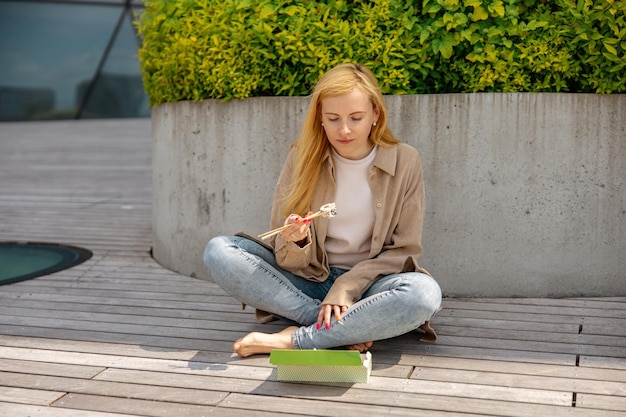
[269,349,372,383]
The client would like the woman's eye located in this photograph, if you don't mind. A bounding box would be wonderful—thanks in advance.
[328,118,339,122]
[352,117,363,122]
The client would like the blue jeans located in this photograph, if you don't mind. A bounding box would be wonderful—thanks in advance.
[203,235,442,350]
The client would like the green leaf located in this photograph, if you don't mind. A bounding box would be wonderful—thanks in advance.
[426,4,442,14]
[432,34,456,59]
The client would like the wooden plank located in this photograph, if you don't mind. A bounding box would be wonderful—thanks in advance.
[434,325,626,349]
[379,330,623,359]
[401,354,626,383]
[436,307,590,325]
[0,325,237,353]
[220,393,487,417]
[0,335,216,363]
[410,367,626,396]
[0,286,238,306]
[576,393,626,412]
[0,402,138,417]
[0,387,65,406]
[580,355,626,371]
[390,342,576,366]
[582,322,626,337]
[455,297,626,311]
[0,306,261,332]
[0,291,246,313]
[0,371,227,406]
[0,315,260,343]
[442,299,626,319]
[431,315,580,333]
[0,299,252,324]
[51,393,215,417]
[0,358,104,379]
[429,334,625,357]
[7,282,227,300]
[220,392,622,417]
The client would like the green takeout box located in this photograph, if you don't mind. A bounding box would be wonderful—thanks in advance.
[269,349,372,383]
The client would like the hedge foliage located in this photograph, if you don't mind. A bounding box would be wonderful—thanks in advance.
[136,0,626,104]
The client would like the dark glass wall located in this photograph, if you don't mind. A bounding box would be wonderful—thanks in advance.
[0,0,149,121]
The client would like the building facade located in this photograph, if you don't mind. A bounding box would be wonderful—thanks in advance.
[0,0,150,121]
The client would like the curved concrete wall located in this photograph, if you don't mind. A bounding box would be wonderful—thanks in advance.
[152,93,626,297]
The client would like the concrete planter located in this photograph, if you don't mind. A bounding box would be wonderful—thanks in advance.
[152,94,625,297]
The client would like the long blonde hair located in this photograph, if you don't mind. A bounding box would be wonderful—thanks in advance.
[282,63,399,217]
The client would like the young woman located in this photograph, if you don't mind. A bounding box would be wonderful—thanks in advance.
[203,63,442,357]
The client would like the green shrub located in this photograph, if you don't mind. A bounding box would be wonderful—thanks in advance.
[136,0,626,105]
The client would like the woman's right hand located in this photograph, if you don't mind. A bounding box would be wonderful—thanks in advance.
[280,212,312,243]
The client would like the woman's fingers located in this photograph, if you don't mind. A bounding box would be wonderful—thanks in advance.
[333,305,342,321]
[323,304,332,329]
[315,305,332,330]
[316,304,347,330]
[281,215,309,242]
[315,305,327,330]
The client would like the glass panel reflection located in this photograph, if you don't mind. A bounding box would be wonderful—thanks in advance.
[79,9,149,118]
[0,1,148,121]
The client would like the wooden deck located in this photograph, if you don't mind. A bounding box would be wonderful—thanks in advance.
[0,119,624,417]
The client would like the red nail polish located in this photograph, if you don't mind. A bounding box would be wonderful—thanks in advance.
[325,323,330,329]
[316,323,320,330]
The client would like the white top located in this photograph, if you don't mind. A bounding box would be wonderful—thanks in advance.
[325,146,377,269]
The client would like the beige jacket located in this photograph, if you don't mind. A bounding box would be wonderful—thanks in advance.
[268,142,430,308]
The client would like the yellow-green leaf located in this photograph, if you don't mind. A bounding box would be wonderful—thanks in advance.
[471,5,488,21]
[464,0,482,7]
[489,1,505,17]
[259,4,275,19]
[604,42,618,55]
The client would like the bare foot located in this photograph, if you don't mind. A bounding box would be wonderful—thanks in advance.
[233,326,299,357]
[346,341,373,352]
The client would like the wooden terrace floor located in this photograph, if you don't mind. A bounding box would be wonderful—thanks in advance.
[0,120,625,417]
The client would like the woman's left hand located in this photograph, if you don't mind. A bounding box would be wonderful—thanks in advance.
[316,304,348,330]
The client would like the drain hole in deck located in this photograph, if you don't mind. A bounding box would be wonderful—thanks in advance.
[0,241,92,285]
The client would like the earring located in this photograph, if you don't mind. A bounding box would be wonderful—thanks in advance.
[373,121,377,126]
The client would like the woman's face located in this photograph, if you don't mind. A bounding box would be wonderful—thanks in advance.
[320,88,379,160]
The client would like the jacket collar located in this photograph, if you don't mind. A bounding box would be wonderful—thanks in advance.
[372,144,397,176]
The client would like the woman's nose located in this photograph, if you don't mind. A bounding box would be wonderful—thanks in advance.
[339,121,350,134]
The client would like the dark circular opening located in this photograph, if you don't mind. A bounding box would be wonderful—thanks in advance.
[0,242,92,286]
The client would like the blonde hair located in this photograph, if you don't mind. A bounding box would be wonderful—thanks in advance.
[283,63,399,217]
